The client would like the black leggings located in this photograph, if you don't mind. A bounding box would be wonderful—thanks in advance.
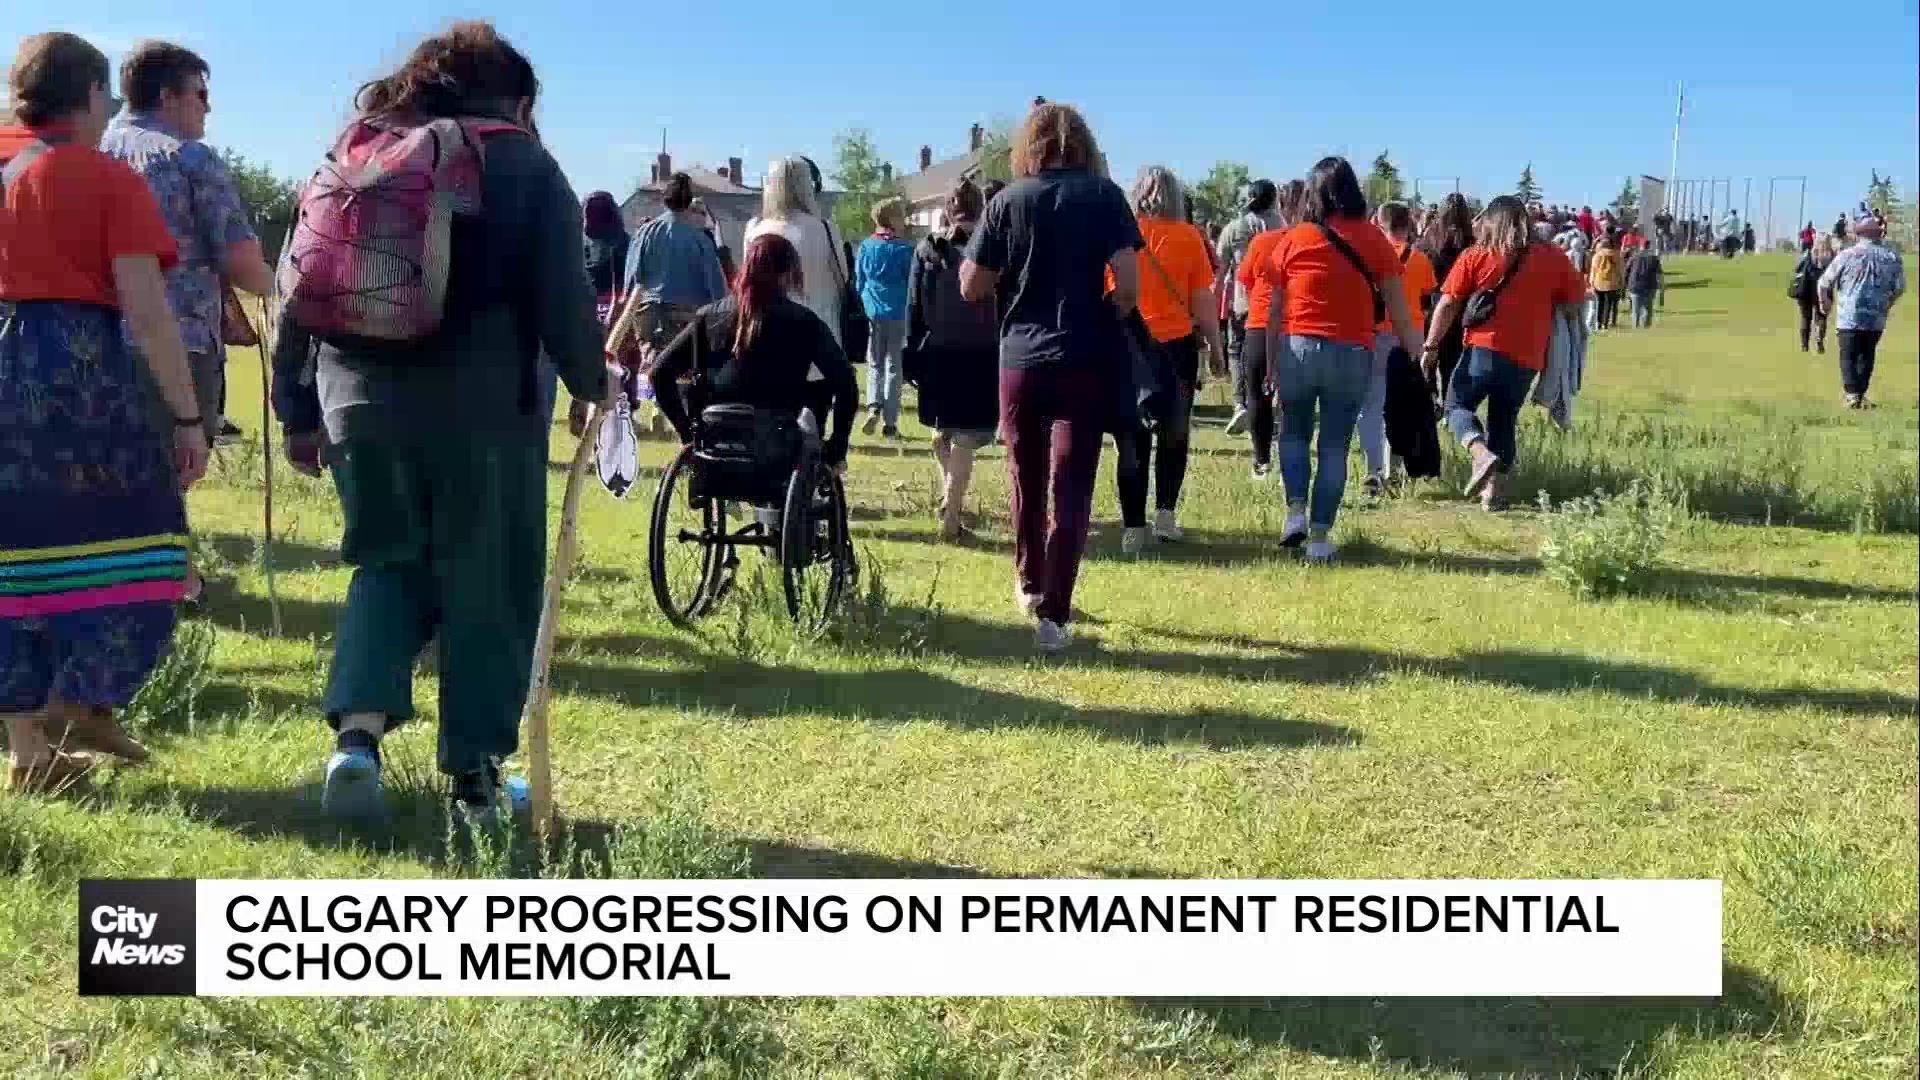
[1797,297,1827,351]
[1595,290,1621,328]
[1117,337,1197,527]
[1242,326,1278,467]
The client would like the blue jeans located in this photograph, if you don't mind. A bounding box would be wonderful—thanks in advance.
[1357,332,1394,477]
[1445,346,1537,468]
[1275,335,1369,529]
[866,319,906,428]
[1630,291,1654,328]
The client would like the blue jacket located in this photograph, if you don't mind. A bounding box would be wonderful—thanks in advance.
[624,212,727,308]
[855,233,915,321]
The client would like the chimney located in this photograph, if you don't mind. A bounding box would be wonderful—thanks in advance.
[969,123,983,152]
[656,151,672,183]
[881,162,892,183]
[727,156,743,185]
[919,144,932,171]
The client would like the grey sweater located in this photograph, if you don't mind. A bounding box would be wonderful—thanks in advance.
[272,125,608,443]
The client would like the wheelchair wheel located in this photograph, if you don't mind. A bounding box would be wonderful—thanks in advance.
[779,460,850,631]
[649,446,729,627]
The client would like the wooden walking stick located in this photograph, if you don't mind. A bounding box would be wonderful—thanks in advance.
[231,290,282,637]
[523,405,607,838]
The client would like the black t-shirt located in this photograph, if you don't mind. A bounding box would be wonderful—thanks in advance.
[963,168,1141,369]
[648,294,858,463]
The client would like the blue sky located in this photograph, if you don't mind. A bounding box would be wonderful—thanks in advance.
[7,0,1916,240]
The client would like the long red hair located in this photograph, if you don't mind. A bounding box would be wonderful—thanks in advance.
[732,233,801,356]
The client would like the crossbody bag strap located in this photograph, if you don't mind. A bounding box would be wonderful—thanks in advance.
[1486,244,1530,302]
[1139,241,1187,311]
[819,215,848,287]
[0,137,60,207]
[1315,222,1383,311]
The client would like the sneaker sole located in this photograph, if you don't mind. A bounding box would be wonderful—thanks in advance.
[322,757,384,819]
[1463,456,1501,498]
[1280,530,1308,549]
[1224,415,1249,436]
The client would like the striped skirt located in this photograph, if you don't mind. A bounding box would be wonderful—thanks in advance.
[0,301,188,617]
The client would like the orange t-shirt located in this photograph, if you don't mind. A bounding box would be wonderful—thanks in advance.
[1236,229,1286,331]
[0,128,179,308]
[1267,218,1404,348]
[1377,239,1436,334]
[1119,216,1213,343]
[1441,242,1588,370]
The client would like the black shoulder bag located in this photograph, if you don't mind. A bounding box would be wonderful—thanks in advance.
[819,216,870,364]
[1315,223,1386,323]
[1461,245,1529,329]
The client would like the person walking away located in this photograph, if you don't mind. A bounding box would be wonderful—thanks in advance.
[1817,210,1905,408]
[1358,201,1437,494]
[856,197,915,437]
[581,190,628,327]
[1213,179,1280,436]
[1416,193,1474,402]
[960,102,1141,651]
[1236,179,1306,480]
[1113,166,1222,552]
[908,180,1000,540]
[271,21,618,821]
[1263,156,1423,562]
[1577,205,1595,240]
[688,198,736,281]
[1425,196,1587,510]
[1588,234,1623,329]
[1742,222,1755,255]
[100,40,273,608]
[746,156,850,346]
[647,233,858,466]
[1799,221,1816,253]
[1719,209,1741,258]
[1790,237,1834,353]
[1,32,210,791]
[604,172,726,434]
[1626,239,1663,328]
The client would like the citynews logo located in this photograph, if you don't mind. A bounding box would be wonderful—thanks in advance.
[79,880,197,996]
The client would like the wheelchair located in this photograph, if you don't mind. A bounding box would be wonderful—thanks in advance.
[647,401,853,632]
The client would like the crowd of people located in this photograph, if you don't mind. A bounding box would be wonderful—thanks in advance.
[0,23,1904,818]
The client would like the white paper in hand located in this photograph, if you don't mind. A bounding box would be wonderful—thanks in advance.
[596,395,639,499]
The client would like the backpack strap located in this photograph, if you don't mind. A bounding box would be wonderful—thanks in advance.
[0,135,62,208]
[1484,244,1530,304]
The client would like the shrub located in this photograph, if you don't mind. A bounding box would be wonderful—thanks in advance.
[122,620,216,736]
[1537,478,1683,598]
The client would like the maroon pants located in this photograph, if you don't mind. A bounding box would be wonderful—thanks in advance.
[999,365,1106,625]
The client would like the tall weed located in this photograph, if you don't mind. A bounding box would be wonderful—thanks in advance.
[1537,478,1684,598]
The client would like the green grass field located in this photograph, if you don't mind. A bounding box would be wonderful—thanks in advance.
[2,253,1915,1078]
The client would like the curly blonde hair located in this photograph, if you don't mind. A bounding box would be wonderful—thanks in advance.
[1010,102,1101,178]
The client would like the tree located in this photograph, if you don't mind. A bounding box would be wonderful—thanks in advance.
[976,123,1015,186]
[828,128,904,241]
[220,149,299,262]
[1364,150,1405,209]
[1608,176,1639,228]
[1515,162,1542,204]
[1189,161,1251,229]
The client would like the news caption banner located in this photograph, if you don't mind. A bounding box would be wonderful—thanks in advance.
[80,879,1721,997]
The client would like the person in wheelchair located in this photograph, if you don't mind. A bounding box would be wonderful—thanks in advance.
[647,232,858,473]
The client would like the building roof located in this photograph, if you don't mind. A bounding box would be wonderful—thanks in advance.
[632,167,759,198]
[900,150,985,207]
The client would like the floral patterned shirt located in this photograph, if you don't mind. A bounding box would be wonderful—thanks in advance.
[99,113,256,354]
[1818,239,1907,332]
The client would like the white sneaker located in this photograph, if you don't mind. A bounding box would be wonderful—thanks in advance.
[1152,509,1183,542]
[1280,510,1308,548]
[1305,539,1337,564]
[1121,526,1151,555]
[1035,619,1070,653]
[1224,406,1250,436]
[1251,463,1270,481]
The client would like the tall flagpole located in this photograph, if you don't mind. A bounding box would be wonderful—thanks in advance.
[1666,83,1684,216]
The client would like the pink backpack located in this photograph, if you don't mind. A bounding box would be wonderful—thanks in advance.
[277,115,519,347]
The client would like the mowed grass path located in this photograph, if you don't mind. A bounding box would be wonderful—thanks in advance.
[1,254,1914,1078]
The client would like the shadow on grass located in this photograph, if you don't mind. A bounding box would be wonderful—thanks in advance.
[551,643,1358,749]
[1140,963,1801,1077]
[205,532,342,574]
[900,608,1916,720]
